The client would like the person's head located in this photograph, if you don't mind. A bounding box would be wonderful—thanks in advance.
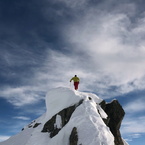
[75,75,77,77]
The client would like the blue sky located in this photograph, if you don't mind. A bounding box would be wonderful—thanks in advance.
[0,0,145,144]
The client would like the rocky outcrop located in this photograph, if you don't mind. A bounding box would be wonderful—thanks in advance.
[100,100,125,145]
[69,127,78,145]
[41,99,83,139]
[21,120,41,131]
[41,97,125,145]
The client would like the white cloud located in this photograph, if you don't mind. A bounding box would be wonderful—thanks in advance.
[13,116,30,121]
[0,86,44,107]
[123,133,142,142]
[1,0,145,106]
[57,0,88,8]
[121,116,145,143]
[61,3,145,96]
[130,133,141,138]
[0,136,10,142]
[121,116,145,134]
[124,98,145,113]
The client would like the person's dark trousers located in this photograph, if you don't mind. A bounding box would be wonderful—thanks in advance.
[74,82,79,90]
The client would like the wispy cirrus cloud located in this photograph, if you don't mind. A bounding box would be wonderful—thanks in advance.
[0,86,44,106]
[121,115,145,143]
[13,116,31,121]
[121,116,145,141]
[124,98,145,113]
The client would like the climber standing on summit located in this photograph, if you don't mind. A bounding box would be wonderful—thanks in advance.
[70,75,80,90]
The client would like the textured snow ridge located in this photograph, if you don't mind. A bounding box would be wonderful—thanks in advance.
[0,87,116,145]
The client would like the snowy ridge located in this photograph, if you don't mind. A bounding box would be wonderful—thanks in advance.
[45,87,103,119]
[0,87,128,145]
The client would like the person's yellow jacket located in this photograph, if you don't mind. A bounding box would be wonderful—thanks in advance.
[70,77,80,82]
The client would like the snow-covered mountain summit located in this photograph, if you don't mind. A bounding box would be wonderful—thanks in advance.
[0,87,128,145]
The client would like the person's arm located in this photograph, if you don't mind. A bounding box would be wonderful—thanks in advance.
[78,77,80,82]
[70,78,73,82]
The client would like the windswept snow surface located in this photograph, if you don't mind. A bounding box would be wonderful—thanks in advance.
[0,87,116,145]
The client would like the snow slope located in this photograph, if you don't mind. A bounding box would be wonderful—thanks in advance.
[0,87,124,145]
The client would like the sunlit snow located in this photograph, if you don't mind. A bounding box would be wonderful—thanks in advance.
[0,87,128,145]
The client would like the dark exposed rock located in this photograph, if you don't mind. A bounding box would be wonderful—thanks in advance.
[33,123,41,128]
[98,100,110,126]
[41,115,59,137]
[69,127,78,145]
[88,97,92,100]
[41,99,83,138]
[22,121,41,131]
[27,120,36,128]
[100,100,125,145]
[99,100,106,110]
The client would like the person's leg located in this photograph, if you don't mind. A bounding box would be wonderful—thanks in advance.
[74,82,79,90]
